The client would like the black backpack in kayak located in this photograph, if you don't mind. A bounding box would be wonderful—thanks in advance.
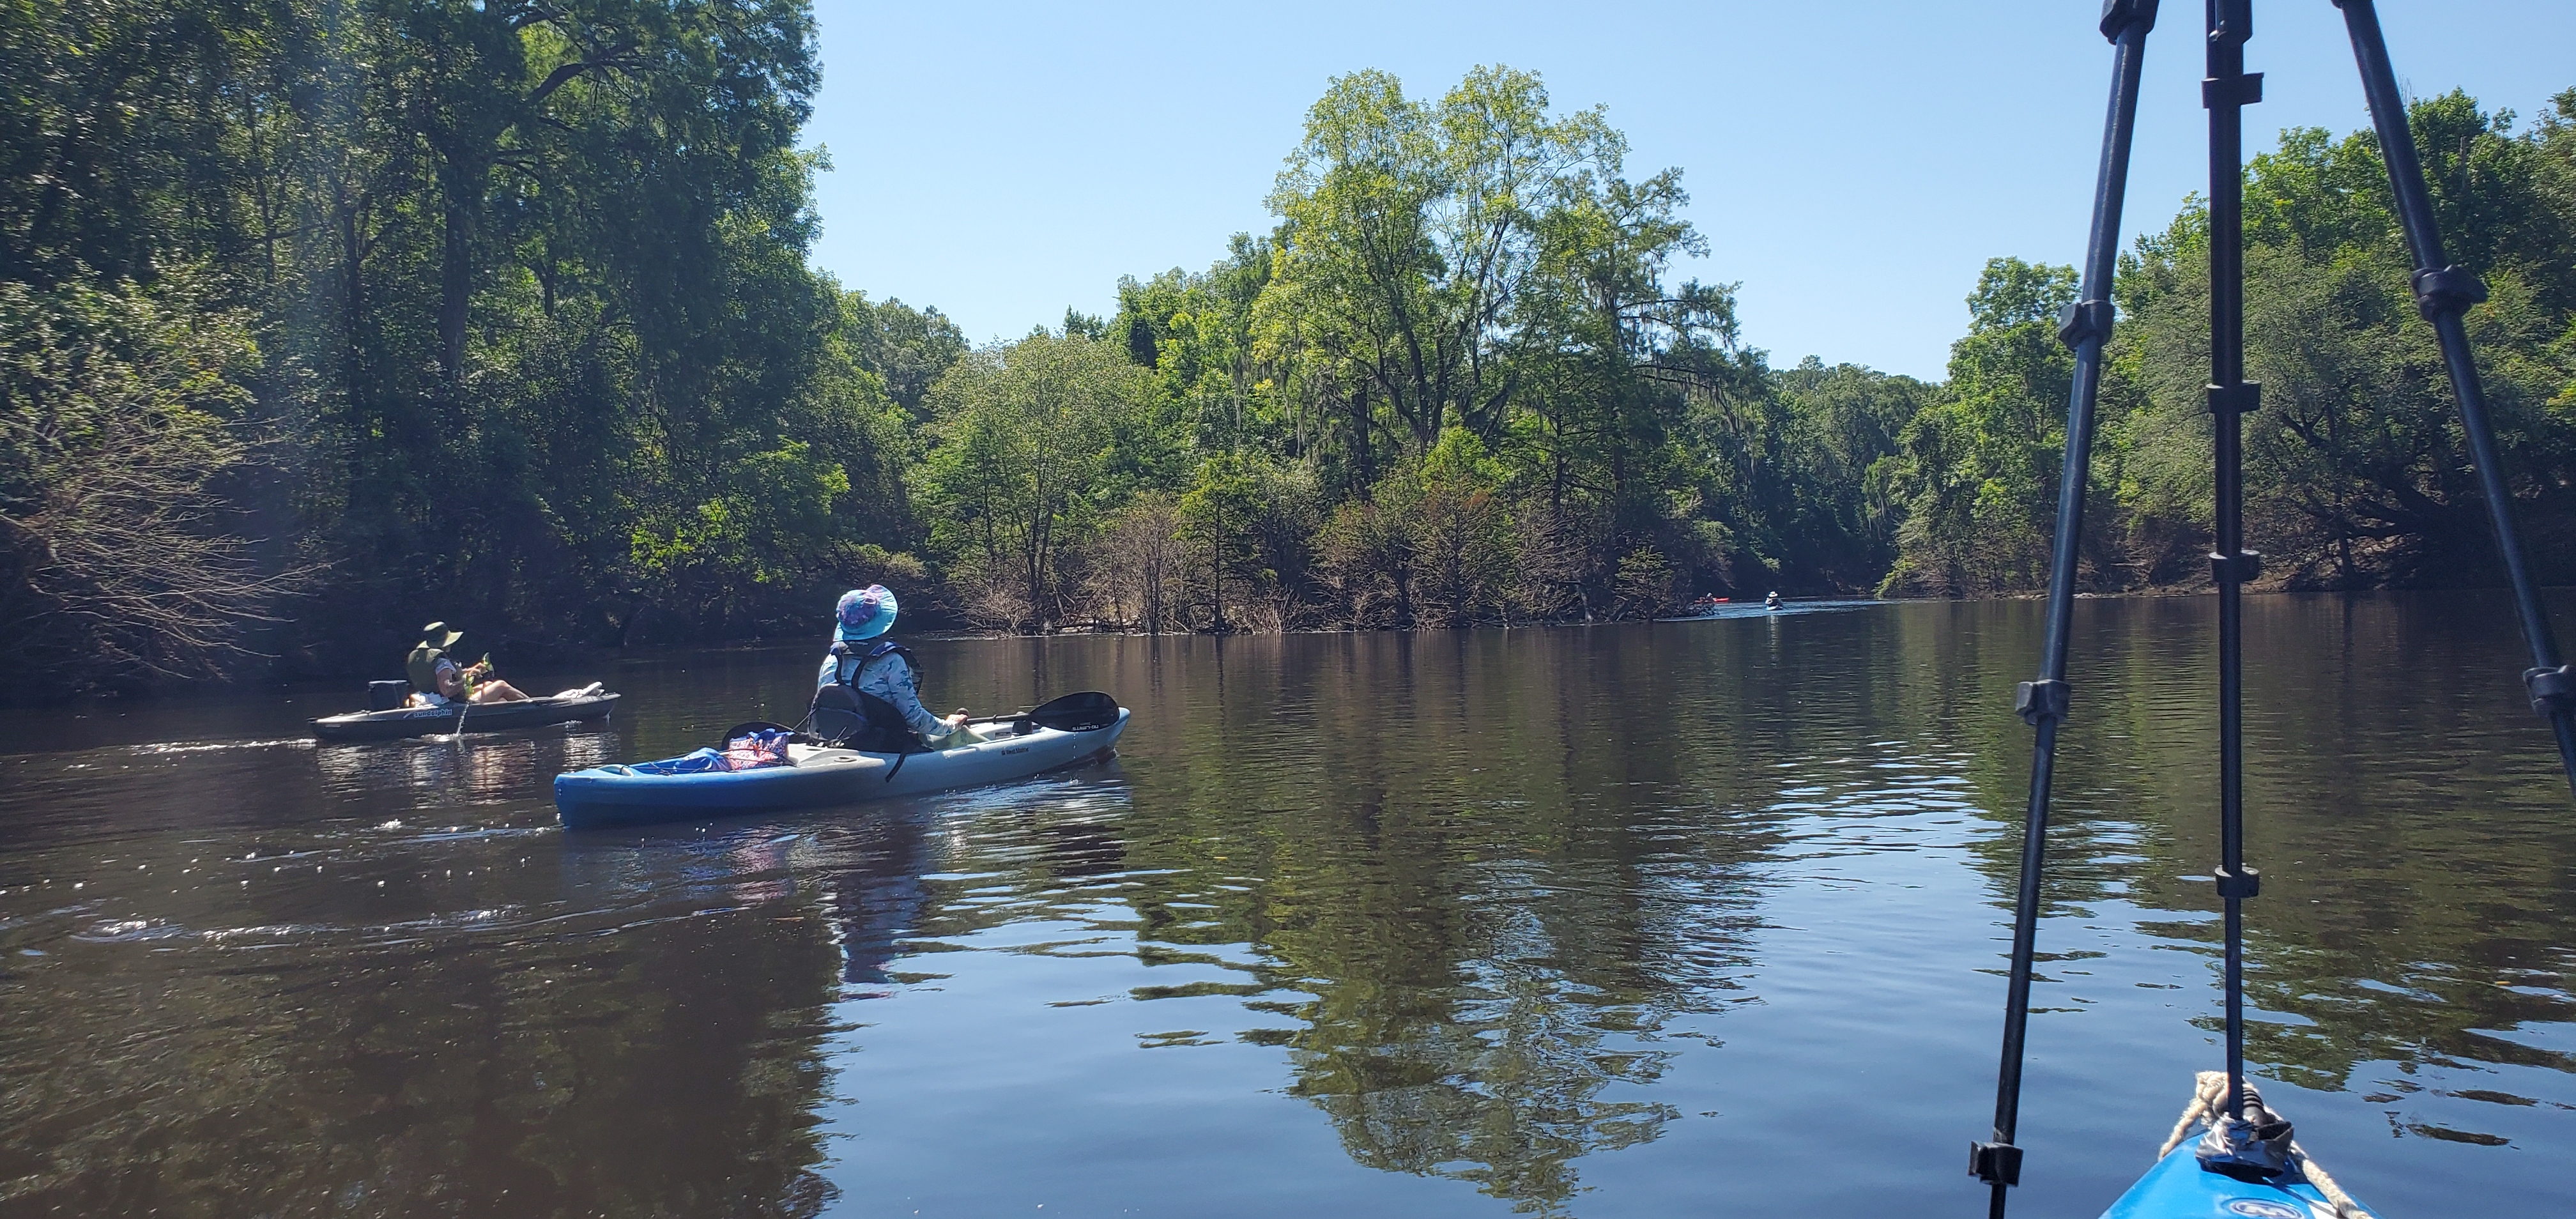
[808,641,926,754]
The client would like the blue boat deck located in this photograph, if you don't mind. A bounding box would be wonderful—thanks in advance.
[2098,1145,2345,1219]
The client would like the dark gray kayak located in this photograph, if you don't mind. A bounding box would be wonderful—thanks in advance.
[311,692,620,742]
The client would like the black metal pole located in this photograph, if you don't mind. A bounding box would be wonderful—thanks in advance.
[2203,0,2263,1125]
[1972,6,2157,1214]
[2333,0,2576,801]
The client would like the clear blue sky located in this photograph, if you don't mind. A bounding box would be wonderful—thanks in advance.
[800,1,2574,381]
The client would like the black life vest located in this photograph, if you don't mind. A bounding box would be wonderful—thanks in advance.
[809,640,926,753]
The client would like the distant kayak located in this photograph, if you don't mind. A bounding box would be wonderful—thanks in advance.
[1654,598,1889,623]
[312,691,620,742]
[554,707,1130,830]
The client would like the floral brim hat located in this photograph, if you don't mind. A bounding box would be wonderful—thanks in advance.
[835,585,898,641]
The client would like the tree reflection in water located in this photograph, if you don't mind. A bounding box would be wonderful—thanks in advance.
[1934,595,2576,1131]
[905,629,1797,1213]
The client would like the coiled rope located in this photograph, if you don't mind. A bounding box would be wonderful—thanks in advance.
[2154,1071,2373,1219]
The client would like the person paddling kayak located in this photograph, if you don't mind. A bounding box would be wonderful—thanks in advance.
[815,586,967,750]
[405,622,530,708]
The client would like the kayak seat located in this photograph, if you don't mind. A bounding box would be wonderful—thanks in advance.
[804,684,925,755]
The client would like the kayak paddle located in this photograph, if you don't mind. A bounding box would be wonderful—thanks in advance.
[970,691,1121,733]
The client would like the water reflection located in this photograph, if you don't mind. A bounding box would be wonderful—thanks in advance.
[0,817,842,1216]
[1938,596,2576,1102]
[0,594,2568,1217]
[818,811,942,990]
[949,631,1793,1212]
[311,728,618,805]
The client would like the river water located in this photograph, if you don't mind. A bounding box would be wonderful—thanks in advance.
[0,593,2569,1217]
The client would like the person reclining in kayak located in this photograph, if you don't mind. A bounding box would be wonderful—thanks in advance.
[815,586,967,749]
[406,622,531,708]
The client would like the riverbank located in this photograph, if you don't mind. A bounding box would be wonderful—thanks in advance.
[28,579,2576,710]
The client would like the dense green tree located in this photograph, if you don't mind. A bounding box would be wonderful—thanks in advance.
[1882,91,2576,598]
[1257,67,1623,462]
[1115,234,1280,455]
[2113,90,2576,588]
[1880,258,2086,596]
[839,291,969,418]
[0,0,924,683]
[1174,451,1268,632]
[912,332,1156,631]
[1770,358,1933,587]
[12,15,2573,687]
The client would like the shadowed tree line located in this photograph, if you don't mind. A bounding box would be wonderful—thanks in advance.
[5,1,2571,691]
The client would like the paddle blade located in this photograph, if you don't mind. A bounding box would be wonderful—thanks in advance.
[1027,691,1121,732]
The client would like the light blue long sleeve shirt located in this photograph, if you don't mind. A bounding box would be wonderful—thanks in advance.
[818,643,951,739]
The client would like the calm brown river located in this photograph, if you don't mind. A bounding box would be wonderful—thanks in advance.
[1,593,2569,1216]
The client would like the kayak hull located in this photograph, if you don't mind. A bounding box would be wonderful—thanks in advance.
[553,709,1129,830]
[312,693,620,742]
[2099,1144,2349,1219]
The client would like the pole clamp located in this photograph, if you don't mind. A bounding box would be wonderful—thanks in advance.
[2097,0,2160,41]
[2524,665,2574,716]
[2209,550,2263,585]
[2411,265,2489,321]
[2205,382,2260,415]
[2202,73,2264,110]
[2016,678,2071,726]
[2215,864,2260,900]
[1970,1140,2023,1186]
[2057,299,2115,350]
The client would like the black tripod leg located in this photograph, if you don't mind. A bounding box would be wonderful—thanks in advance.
[2204,0,2262,1127]
[2333,0,2576,801]
[1973,5,2159,1215]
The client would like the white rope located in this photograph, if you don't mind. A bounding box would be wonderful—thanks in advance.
[2288,1148,2372,1219]
[2154,1070,2230,1158]
[2154,1071,2376,1219]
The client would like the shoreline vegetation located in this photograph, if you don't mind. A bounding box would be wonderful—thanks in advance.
[5,2,2573,698]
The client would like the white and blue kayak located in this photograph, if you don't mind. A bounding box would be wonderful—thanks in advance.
[2099,1144,2349,1219]
[554,707,1128,830]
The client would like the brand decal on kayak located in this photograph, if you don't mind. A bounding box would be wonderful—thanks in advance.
[1002,746,1029,755]
[2223,1201,2308,1219]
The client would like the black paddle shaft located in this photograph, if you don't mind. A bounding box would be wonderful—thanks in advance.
[968,691,1123,733]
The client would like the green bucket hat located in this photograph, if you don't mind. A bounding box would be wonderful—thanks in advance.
[420,622,464,649]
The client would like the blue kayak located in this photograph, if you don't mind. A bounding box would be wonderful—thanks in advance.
[2099,1144,2352,1219]
[554,709,1128,830]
